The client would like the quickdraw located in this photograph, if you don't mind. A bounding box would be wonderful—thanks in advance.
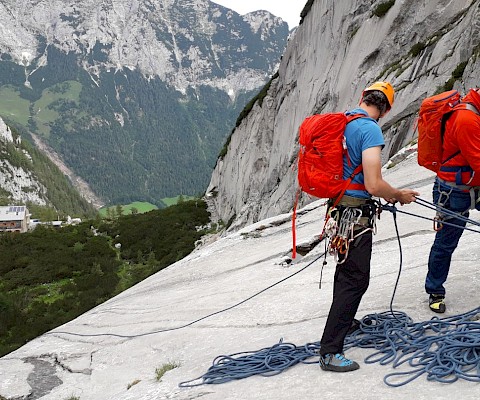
[321,200,381,264]
[433,183,452,231]
[325,206,362,263]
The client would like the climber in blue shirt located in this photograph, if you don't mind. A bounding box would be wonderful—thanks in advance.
[319,82,419,372]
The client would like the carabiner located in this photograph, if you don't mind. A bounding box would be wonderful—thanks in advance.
[338,239,348,255]
[433,216,443,232]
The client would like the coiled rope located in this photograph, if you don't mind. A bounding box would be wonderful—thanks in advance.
[179,307,480,388]
[345,308,480,386]
[179,339,321,387]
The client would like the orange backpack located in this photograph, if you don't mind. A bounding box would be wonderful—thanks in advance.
[292,112,366,259]
[297,112,367,199]
[417,90,463,172]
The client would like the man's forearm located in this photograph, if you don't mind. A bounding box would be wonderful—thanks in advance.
[365,179,401,199]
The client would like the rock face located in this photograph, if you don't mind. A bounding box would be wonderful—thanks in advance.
[207,0,480,230]
[0,117,47,205]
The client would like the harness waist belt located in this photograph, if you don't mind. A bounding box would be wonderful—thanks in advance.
[437,178,480,191]
[336,195,371,207]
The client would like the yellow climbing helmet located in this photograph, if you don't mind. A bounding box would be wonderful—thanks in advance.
[363,81,395,110]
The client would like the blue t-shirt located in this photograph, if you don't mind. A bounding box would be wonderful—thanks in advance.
[343,108,385,199]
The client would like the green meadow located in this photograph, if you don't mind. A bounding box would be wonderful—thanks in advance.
[99,201,159,217]
[0,81,83,137]
[32,81,83,137]
[161,195,195,206]
[0,85,30,125]
[99,196,196,216]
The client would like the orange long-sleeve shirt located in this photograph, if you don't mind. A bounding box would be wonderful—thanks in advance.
[438,88,480,186]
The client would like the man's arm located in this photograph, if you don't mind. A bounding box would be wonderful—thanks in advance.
[362,146,419,204]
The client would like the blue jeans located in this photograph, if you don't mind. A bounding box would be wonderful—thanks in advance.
[426,178,480,295]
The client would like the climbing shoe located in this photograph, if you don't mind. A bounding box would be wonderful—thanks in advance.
[319,353,360,372]
[429,294,446,313]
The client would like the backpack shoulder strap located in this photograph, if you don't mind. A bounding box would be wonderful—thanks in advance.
[464,103,480,115]
[345,113,368,124]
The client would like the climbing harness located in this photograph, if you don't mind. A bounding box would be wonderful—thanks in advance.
[428,179,480,231]
[323,197,379,264]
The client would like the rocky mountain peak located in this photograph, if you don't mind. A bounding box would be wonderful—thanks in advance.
[0,0,288,95]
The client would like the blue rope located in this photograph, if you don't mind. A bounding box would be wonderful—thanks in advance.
[345,308,480,386]
[380,202,480,234]
[179,308,480,388]
[179,339,320,387]
[415,196,480,227]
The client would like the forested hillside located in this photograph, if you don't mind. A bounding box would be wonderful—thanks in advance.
[0,53,254,205]
[0,199,210,357]
[0,122,96,217]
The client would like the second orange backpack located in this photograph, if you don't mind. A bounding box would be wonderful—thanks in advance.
[417,90,462,172]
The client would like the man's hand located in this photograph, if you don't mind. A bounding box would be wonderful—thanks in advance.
[395,189,419,205]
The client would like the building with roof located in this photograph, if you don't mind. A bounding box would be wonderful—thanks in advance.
[0,206,30,233]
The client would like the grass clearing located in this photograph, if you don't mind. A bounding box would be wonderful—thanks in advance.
[161,195,195,206]
[0,85,31,125]
[99,201,158,217]
[33,81,83,137]
[33,279,73,304]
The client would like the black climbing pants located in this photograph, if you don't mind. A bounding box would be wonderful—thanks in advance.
[320,230,372,356]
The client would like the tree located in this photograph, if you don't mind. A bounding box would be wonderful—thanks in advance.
[115,204,123,218]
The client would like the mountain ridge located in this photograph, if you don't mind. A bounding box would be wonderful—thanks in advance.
[0,0,287,97]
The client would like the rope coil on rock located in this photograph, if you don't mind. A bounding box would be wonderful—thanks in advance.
[345,308,480,386]
[180,308,480,388]
[180,199,480,389]
[179,339,320,387]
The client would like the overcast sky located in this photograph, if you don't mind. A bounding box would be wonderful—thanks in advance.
[211,1,305,29]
